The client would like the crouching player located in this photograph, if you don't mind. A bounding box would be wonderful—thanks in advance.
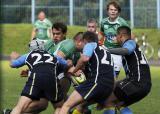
[103,26,152,113]
[5,40,72,114]
[59,31,114,114]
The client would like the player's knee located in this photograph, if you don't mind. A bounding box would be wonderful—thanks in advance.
[36,102,48,111]
[27,100,48,113]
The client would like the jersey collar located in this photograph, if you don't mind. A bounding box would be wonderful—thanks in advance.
[107,16,120,24]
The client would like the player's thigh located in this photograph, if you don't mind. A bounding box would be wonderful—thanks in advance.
[25,98,48,113]
[59,76,71,95]
[16,96,32,110]
[113,79,144,106]
[52,99,64,109]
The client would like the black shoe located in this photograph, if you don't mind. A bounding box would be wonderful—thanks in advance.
[68,109,73,114]
[84,108,91,114]
[3,109,12,114]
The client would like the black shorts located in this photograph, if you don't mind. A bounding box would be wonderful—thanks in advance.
[21,72,63,103]
[114,78,151,106]
[75,80,113,104]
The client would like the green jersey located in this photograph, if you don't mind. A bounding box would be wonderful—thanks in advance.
[100,17,129,48]
[55,39,76,59]
[57,39,80,64]
[44,39,56,54]
[34,18,52,40]
[44,39,77,60]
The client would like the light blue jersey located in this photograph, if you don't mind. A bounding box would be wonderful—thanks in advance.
[122,40,136,55]
[83,43,97,57]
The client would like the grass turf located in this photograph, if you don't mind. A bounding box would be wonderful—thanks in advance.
[1,60,160,114]
[1,24,160,59]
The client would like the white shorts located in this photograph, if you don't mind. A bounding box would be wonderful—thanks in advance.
[111,54,123,72]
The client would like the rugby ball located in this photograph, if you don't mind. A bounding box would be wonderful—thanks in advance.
[71,72,86,86]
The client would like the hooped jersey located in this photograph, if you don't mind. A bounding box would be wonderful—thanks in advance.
[87,45,114,85]
[122,44,151,82]
[25,50,57,71]
[100,17,129,48]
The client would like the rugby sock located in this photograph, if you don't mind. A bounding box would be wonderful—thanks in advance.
[120,107,133,114]
[72,109,82,114]
[103,107,115,114]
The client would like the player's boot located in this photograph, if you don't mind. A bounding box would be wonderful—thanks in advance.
[120,107,133,114]
[3,109,12,114]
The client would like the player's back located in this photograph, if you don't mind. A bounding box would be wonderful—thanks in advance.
[123,44,151,83]
[53,39,76,59]
[26,50,57,72]
[87,45,114,86]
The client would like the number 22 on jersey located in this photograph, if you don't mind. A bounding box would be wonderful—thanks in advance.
[31,53,53,65]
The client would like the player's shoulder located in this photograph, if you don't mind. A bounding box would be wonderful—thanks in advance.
[44,18,51,22]
[34,20,40,26]
[101,18,109,24]
[44,39,55,49]
[45,39,54,46]
[84,43,97,52]
[44,18,52,24]
[117,17,129,26]
[125,39,135,44]
[61,39,73,44]
[123,39,136,47]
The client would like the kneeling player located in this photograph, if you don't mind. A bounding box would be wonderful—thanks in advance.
[104,26,152,111]
[59,31,114,114]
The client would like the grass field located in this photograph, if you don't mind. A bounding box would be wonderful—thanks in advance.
[1,24,160,59]
[1,60,160,114]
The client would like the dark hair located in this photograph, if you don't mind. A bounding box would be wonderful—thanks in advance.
[107,1,121,13]
[83,31,98,43]
[117,26,131,36]
[52,22,67,34]
[73,32,84,41]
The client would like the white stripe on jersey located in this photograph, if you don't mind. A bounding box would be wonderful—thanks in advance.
[55,64,58,101]
[26,61,33,69]
[94,50,99,83]
[123,57,130,78]
[134,51,141,82]
[25,51,33,69]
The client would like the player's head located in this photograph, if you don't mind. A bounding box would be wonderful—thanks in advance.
[106,1,121,20]
[117,26,131,44]
[87,18,97,33]
[28,39,45,51]
[83,31,98,44]
[38,11,46,21]
[73,32,84,51]
[52,22,67,44]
